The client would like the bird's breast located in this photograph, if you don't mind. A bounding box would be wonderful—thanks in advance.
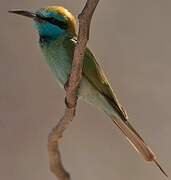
[40,38,72,87]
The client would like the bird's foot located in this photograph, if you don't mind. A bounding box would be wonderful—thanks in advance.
[64,80,69,91]
[64,74,71,91]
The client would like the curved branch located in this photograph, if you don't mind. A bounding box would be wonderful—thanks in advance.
[48,1,100,180]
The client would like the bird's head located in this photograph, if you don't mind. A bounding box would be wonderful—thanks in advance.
[9,6,77,39]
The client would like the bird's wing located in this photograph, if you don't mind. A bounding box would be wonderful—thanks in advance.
[63,38,167,176]
[64,37,148,142]
[64,37,128,121]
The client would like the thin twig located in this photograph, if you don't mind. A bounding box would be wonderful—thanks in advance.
[48,1,100,180]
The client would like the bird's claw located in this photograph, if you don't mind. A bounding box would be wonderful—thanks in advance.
[64,80,69,91]
[64,74,71,91]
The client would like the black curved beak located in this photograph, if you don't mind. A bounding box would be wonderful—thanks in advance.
[8,10,36,19]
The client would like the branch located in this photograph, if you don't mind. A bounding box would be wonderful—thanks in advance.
[48,1,100,180]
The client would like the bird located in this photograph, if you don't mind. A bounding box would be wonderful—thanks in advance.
[9,6,167,176]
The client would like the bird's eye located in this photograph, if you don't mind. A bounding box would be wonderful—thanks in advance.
[48,17,56,24]
[48,17,68,30]
[36,14,68,30]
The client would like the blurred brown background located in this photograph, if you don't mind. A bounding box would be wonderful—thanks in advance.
[0,0,170,179]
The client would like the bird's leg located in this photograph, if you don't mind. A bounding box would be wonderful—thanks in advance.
[64,73,70,91]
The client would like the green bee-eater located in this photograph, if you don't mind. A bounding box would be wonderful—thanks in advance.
[9,6,167,176]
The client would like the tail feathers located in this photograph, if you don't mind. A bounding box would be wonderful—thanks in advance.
[112,117,167,177]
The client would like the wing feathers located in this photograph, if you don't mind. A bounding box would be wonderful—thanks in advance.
[63,37,167,176]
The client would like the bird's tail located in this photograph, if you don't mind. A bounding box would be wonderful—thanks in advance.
[111,116,168,177]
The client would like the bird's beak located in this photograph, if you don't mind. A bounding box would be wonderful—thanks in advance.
[8,10,36,19]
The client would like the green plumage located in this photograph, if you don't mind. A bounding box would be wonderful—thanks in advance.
[9,6,167,176]
[41,34,144,142]
[41,35,127,120]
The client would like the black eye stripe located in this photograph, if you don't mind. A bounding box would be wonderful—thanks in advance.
[36,14,68,30]
[49,18,68,30]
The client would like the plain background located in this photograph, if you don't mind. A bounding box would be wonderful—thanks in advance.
[1,0,171,179]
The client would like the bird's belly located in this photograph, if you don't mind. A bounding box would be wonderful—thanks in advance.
[78,77,115,116]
